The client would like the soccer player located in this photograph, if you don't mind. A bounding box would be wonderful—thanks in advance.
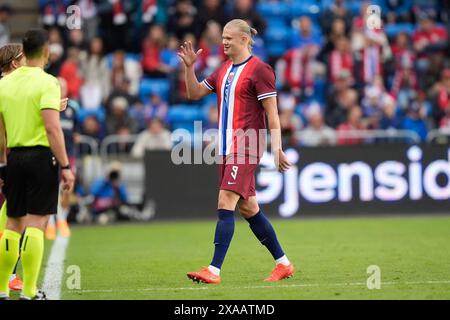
[0,29,75,300]
[178,19,294,284]
[0,43,27,292]
[46,77,79,240]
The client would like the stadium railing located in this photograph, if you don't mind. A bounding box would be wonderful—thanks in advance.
[330,129,420,144]
[75,135,102,195]
[98,130,421,158]
[426,129,450,144]
[99,134,140,160]
[77,135,100,157]
[98,134,144,205]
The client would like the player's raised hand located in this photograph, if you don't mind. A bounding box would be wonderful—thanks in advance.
[177,41,203,68]
[275,149,291,172]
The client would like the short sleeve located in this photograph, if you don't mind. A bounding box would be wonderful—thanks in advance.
[254,63,277,101]
[202,68,220,92]
[40,76,61,111]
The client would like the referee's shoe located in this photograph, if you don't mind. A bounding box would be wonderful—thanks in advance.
[19,289,47,300]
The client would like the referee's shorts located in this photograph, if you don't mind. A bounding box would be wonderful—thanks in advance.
[3,146,59,218]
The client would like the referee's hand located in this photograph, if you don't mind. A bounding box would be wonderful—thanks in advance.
[61,168,75,191]
[60,98,69,112]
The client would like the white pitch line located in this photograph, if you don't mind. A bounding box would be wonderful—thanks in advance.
[405,280,450,285]
[42,236,69,300]
[71,280,450,294]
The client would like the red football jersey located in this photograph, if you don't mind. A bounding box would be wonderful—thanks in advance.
[202,56,277,158]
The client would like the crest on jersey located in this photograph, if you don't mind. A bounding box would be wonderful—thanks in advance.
[227,72,235,83]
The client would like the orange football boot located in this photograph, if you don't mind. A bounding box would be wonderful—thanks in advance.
[264,263,295,282]
[45,224,56,240]
[57,220,71,238]
[187,267,221,284]
[9,275,24,291]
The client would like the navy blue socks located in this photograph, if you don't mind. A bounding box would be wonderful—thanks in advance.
[246,211,285,260]
[210,209,235,269]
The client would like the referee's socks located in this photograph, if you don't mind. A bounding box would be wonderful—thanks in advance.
[0,229,21,296]
[21,227,44,299]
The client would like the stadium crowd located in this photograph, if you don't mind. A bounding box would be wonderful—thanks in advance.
[9,0,443,150]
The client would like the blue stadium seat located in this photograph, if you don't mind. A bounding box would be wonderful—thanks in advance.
[312,78,327,104]
[201,94,217,107]
[289,23,323,48]
[105,54,113,69]
[264,22,290,57]
[276,77,283,90]
[256,1,290,19]
[139,78,170,102]
[266,42,288,57]
[289,1,322,22]
[321,0,362,15]
[376,0,413,15]
[167,105,204,122]
[168,105,206,134]
[171,121,195,132]
[265,24,290,42]
[266,17,289,28]
[384,23,416,38]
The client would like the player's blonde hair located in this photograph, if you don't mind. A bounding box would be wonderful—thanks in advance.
[224,19,258,53]
[0,43,23,74]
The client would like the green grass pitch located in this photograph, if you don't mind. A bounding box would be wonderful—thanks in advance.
[47,215,450,299]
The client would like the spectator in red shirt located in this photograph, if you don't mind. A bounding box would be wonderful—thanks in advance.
[431,68,450,127]
[141,25,170,78]
[59,47,83,101]
[413,14,448,57]
[413,13,448,72]
[328,36,354,85]
[278,44,319,99]
[337,106,366,145]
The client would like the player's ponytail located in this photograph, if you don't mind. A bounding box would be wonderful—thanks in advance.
[248,27,258,53]
[225,19,258,53]
[0,43,23,75]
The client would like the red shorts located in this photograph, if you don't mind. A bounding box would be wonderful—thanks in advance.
[219,154,259,200]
